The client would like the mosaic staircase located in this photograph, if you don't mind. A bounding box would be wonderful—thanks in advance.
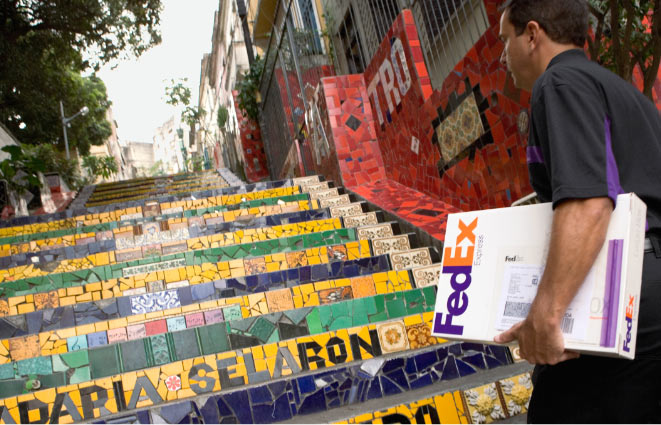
[0,169,532,424]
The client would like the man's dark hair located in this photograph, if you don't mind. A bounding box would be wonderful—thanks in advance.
[500,0,589,47]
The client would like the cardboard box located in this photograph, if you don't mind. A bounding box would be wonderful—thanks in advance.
[431,193,647,359]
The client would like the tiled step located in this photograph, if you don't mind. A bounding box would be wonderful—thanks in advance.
[0,207,331,267]
[0,216,343,278]
[0,254,393,340]
[0,171,525,425]
[0,266,409,355]
[0,237,375,315]
[0,198,318,247]
[0,176,322,232]
[0,275,428,398]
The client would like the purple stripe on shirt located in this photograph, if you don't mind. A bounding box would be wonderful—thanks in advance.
[604,116,625,205]
[526,146,544,164]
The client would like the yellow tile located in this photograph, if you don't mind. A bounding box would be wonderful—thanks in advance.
[17,303,34,314]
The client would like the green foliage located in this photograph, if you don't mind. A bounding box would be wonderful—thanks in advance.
[236,55,265,121]
[185,155,205,172]
[82,155,118,180]
[0,0,162,153]
[588,0,661,99]
[21,143,85,191]
[217,106,229,129]
[148,160,167,177]
[164,78,206,128]
[0,146,45,195]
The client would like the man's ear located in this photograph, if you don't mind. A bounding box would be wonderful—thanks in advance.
[525,20,543,50]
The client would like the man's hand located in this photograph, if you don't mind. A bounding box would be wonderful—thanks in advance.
[495,302,579,365]
[494,197,613,365]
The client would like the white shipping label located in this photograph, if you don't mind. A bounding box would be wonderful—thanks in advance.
[495,263,593,341]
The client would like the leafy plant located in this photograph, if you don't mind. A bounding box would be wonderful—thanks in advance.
[82,155,118,180]
[21,143,84,190]
[236,55,265,121]
[217,106,229,129]
[185,155,205,172]
[164,78,206,128]
[588,0,661,99]
[0,145,45,195]
[148,160,167,177]
[0,0,162,153]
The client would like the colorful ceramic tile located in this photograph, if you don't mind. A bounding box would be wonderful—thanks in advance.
[376,320,410,353]
[371,235,411,255]
[107,327,128,344]
[499,373,532,417]
[67,335,88,351]
[127,324,147,340]
[308,187,339,199]
[265,288,295,312]
[318,194,351,208]
[185,312,205,328]
[203,309,224,324]
[411,264,441,288]
[356,223,394,240]
[405,322,438,350]
[122,258,187,278]
[166,316,187,332]
[330,203,364,218]
[130,290,181,314]
[34,290,59,310]
[319,286,353,304]
[8,335,40,361]
[343,212,379,228]
[389,249,433,271]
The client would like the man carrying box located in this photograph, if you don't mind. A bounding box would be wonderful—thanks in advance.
[496,0,661,422]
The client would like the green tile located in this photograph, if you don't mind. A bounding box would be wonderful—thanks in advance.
[305,308,322,335]
[367,295,388,323]
[0,380,26,399]
[61,349,89,369]
[197,323,230,355]
[39,371,67,389]
[0,363,14,380]
[172,329,200,360]
[404,289,425,315]
[223,304,242,322]
[283,306,313,325]
[423,286,437,307]
[69,366,91,384]
[150,334,171,365]
[385,294,407,319]
[351,298,369,327]
[89,345,121,378]
[249,317,276,342]
[16,356,52,376]
[318,305,332,329]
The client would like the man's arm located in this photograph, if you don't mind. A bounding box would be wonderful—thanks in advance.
[495,196,613,364]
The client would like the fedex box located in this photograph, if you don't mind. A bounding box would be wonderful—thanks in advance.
[431,193,647,359]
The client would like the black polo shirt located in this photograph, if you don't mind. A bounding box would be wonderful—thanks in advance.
[527,49,661,234]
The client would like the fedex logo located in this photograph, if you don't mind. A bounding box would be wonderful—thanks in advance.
[623,295,635,352]
[434,218,478,336]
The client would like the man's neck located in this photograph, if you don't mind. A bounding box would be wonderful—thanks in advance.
[539,44,582,73]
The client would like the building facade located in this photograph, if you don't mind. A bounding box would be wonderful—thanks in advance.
[152,115,191,175]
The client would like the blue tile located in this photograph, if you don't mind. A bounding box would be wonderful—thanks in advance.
[268,380,287,398]
[410,373,434,390]
[166,316,187,332]
[297,376,315,394]
[485,355,504,369]
[414,350,437,371]
[250,386,272,404]
[449,343,462,356]
[463,353,487,370]
[386,368,408,389]
[216,396,233,417]
[297,389,326,415]
[380,375,402,396]
[200,396,219,424]
[382,357,404,374]
[488,345,511,365]
[224,390,253,423]
[67,335,88,351]
[442,356,459,381]
[456,358,477,377]
[87,331,109,348]
[405,357,417,374]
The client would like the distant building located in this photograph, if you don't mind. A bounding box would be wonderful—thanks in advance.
[123,141,155,178]
[153,115,192,175]
[196,0,251,173]
[88,107,130,181]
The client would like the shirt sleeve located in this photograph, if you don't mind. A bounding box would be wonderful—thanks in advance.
[531,81,617,208]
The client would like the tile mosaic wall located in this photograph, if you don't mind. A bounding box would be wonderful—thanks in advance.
[232,90,270,182]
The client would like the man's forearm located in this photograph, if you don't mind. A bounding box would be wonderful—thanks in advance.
[532,197,614,325]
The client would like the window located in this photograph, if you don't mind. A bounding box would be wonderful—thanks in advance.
[338,6,365,74]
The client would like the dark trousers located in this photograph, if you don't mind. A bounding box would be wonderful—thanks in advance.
[528,250,661,423]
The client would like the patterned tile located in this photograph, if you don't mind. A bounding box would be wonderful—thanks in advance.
[411,264,441,288]
[130,290,181,314]
[343,212,379,228]
[308,188,339,199]
[356,223,394,240]
[405,322,438,350]
[371,235,411,255]
[8,335,40,361]
[390,248,433,271]
[499,373,533,417]
[330,203,364,218]
[265,288,295,312]
[318,195,351,208]
[376,320,409,353]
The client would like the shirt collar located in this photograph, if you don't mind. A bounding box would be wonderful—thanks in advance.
[546,48,587,70]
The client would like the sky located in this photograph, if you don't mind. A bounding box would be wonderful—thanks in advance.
[97,0,219,143]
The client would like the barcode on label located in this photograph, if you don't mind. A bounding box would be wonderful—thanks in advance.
[504,301,531,318]
[561,317,574,334]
